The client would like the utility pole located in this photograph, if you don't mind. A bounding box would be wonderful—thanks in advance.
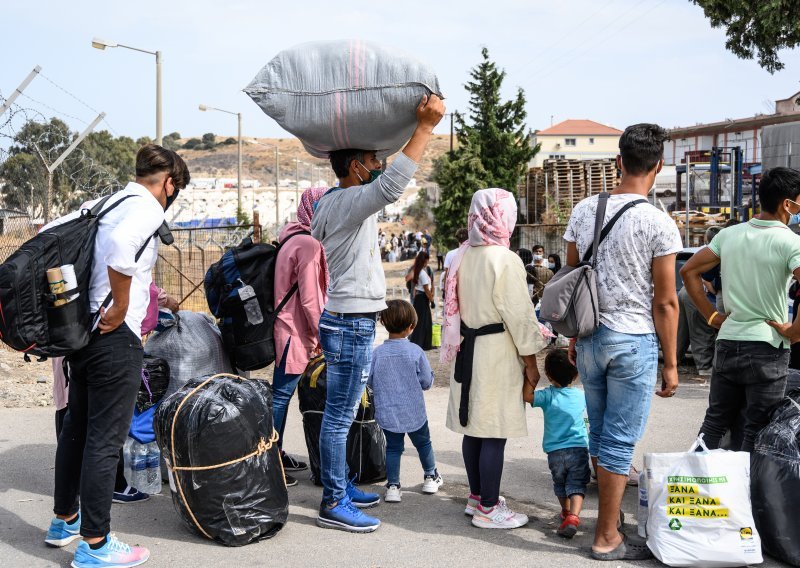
[450,112,454,153]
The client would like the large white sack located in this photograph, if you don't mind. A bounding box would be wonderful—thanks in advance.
[244,39,442,159]
[645,437,762,567]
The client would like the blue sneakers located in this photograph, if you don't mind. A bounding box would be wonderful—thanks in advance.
[346,478,380,508]
[45,512,82,547]
[317,495,380,533]
[71,534,150,568]
[112,487,150,504]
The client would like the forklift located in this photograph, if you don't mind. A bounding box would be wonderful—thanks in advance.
[673,147,752,221]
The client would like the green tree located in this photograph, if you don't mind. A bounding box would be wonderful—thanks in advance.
[432,140,489,250]
[457,47,538,193]
[183,138,202,150]
[136,136,153,146]
[202,132,217,149]
[432,48,537,250]
[693,0,800,73]
[162,131,182,151]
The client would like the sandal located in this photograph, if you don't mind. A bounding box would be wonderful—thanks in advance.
[590,533,653,561]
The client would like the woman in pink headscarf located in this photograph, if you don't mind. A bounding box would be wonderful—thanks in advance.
[273,187,329,484]
[443,188,548,530]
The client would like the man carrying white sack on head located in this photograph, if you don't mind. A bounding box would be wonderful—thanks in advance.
[311,93,445,533]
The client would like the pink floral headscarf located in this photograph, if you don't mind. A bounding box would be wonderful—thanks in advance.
[440,188,518,363]
[297,187,328,231]
[296,186,329,289]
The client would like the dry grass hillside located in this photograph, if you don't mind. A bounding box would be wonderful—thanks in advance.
[177,134,451,186]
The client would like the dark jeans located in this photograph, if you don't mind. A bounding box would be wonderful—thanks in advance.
[462,436,506,508]
[55,408,128,493]
[272,340,302,449]
[53,324,144,537]
[383,422,436,486]
[699,339,788,453]
[547,446,591,498]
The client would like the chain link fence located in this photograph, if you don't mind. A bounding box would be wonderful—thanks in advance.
[155,225,258,314]
[512,224,568,261]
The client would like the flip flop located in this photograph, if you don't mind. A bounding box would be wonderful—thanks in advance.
[590,532,653,561]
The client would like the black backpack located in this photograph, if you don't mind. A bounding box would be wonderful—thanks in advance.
[0,195,152,358]
[204,231,308,371]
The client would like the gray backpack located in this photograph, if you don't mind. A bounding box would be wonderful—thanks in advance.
[539,193,647,338]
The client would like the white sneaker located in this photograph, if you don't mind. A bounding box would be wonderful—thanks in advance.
[471,497,529,529]
[421,472,443,495]
[465,494,480,516]
[385,485,402,503]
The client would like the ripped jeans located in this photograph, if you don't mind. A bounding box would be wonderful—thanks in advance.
[318,310,376,504]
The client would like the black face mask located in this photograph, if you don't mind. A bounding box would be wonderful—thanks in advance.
[164,187,180,211]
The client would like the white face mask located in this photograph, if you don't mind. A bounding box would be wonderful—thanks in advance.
[533,254,543,262]
[548,262,556,270]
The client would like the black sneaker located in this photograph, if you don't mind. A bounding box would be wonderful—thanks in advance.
[281,451,308,472]
[285,474,299,487]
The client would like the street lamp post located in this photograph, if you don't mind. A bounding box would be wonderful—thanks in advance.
[199,104,242,217]
[92,37,162,145]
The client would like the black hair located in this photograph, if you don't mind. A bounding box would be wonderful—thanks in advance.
[455,228,469,243]
[618,123,669,176]
[544,349,578,387]
[517,248,533,266]
[329,149,369,179]
[548,253,562,272]
[758,167,800,214]
[532,244,544,253]
[136,144,190,189]
[412,250,430,285]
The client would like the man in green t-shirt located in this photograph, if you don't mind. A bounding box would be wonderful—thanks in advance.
[681,167,800,452]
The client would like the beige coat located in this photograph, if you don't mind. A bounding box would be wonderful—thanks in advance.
[446,246,548,438]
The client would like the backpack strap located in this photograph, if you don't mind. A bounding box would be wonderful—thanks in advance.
[582,195,649,265]
[271,230,312,318]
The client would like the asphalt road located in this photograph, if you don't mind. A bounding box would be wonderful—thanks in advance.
[0,379,788,568]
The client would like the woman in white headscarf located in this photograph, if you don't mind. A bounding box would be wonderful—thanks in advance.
[443,188,548,530]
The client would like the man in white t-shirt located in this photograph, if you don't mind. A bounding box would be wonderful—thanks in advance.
[564,124,682,561]
[440,227,469,300]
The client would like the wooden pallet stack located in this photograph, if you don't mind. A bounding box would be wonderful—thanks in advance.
[518,167,547,222]
[543,159,587,214]
[584,159,619,195]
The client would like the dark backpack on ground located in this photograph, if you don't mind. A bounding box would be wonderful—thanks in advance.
[0,195,136,358]
[204,231,307,371]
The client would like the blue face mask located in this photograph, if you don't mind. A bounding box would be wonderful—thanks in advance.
[790,212,800,226]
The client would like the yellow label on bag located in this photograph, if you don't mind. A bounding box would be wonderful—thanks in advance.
[668,484,700,494]
[668,496,721,506]
[667,506,730,518]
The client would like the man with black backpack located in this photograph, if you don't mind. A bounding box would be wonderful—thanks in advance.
[42,145,189,568]
[563,124,681,561]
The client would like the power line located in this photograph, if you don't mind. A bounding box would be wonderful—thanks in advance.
[527,0,653,84]
[18,92,89,126]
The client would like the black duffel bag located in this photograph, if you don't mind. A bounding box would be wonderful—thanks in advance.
[298,355,386,486]
[751,388,800,566]
[155,374,288,546]
[136,355,170,412]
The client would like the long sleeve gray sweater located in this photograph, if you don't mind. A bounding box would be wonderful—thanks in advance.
[311,153,418,313]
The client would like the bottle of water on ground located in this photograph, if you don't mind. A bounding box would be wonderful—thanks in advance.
[637,468,648,538]
[144,441,162,495]
[130,441,149,492]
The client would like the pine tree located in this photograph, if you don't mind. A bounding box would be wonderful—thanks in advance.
[432,48,538,250]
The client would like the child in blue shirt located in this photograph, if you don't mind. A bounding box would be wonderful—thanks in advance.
[369,299,442,503]
[523,349,590,539]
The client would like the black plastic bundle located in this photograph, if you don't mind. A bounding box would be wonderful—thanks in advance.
[155,374,288,546]
[298,355,386,486]
[751,388,800,566]
[136,355,170,412]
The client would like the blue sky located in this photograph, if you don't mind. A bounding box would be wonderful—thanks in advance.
[3,0,800,143]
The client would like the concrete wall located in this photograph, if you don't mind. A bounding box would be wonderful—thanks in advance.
[664,130,761,165]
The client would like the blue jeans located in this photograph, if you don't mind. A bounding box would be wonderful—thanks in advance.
[576,325,658,476]
[547,446,591,498]
[272,339,302,447]
[318,310,376,504]
[383,421,436,486]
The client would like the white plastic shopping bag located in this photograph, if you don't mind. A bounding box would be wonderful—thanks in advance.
[645,436,763,567]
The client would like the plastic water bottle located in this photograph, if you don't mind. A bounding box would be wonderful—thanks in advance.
[637,468,648,538]
[144,442,162,495]
[130,441,149,491]
[122,438,135,484]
